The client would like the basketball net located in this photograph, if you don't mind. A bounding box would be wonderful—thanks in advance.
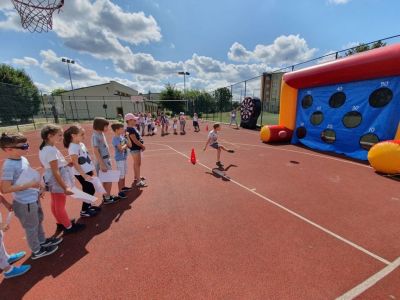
[11,0,64,33]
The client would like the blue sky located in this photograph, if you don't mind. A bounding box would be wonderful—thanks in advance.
[0,0,399,93]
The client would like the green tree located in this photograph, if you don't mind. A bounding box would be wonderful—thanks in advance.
[0,64,40,124]
[159,84,185,114]
[214,87,232,112]
[51,88,67,96]
[345,40,386,56]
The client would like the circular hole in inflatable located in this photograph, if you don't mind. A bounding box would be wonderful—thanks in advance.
[310,111,324,126]
[359,133,380,150]
[301,95,313,109]
[342,111,362,128]
[321,129,336,144]
[296,127,307,139]
[329,92,346,108]
[369,87,393,108]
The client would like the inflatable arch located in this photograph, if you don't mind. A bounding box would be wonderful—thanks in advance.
[261,43,400,164]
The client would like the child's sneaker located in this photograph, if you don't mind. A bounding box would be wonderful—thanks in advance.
[64,223,86,234]
[216,161,224,168]
[89,205,102,212]
[103,195,119,205]
[31,245,58,260]
[136,180,148,188]
[80,209,97,217]
[121,186,132,192]
[4,265,31,279]
[7,251,26,264]
[118,191,127,199]
[40,237,63,247]
[227,150,235,153]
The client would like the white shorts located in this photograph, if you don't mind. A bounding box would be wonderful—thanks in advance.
[116,160,128,179]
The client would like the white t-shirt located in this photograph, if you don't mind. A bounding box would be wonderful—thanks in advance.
[39,145,68,169]
[193,116,198,122]
[208,130,218,145]
[68,142,95,175]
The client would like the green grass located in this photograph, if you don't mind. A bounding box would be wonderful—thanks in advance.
[202,111,279,126]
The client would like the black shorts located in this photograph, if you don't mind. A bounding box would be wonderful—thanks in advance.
[193,121,199,127]
[210,143,219,149]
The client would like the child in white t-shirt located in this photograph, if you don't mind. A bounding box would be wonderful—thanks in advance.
[64,125,101,218]
[203,123,235,168]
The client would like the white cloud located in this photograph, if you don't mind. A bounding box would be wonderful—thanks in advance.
[12,57,39,67]
[328,0,350,4]
[227,35,317,66]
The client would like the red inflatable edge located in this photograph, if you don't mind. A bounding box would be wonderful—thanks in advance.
[283,44,400,89]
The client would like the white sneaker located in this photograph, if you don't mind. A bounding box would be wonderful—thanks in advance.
[136,180,148,188]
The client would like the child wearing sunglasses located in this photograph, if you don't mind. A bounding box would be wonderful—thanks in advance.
[64,125,101,218]
[0,132,63,260]
[39,125,85,234]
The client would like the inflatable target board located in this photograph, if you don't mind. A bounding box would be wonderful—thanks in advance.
[240,97,261,129]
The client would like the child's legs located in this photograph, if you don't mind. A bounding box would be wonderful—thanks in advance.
[51,194,72,229]
[0,231,10,271]
[37,201,46,243]
[75,173,95,211]
[132,152,141,180]
[103,182,112,195]
[219,145,228,151]
[13,201,45,253]
[217,148,221,161]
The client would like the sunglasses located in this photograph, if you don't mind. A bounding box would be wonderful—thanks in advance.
[6,143,29,150]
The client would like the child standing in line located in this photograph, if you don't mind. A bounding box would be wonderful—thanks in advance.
[172,115,178,135]
[39,125,86,234]
[125,113,147,188]
[193,113,200,132]
[160,112,167,136]
[139,113,146,136]
[0,132,63,260]
[179,112,186,134]
[111,123,132,199]
[64,125,101,218]
[92,117,119,204]
[203,123,235,168]
[0,193,31,278]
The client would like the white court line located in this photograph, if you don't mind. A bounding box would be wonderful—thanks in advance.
[152,142,390,266]
[336,257,400,300]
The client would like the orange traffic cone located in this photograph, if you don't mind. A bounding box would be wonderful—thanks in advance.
[205,125,209,131]
[190,148,197,165]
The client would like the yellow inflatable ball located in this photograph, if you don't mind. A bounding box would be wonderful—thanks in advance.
[368,140,400,174]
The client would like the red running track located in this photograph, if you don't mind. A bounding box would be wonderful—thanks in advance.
[0,121,399,299]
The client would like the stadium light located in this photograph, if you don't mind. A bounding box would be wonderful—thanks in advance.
[61,57,77,120]
[178,71,190,112]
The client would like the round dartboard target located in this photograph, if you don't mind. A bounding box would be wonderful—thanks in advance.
[240,97,262,129]
[240,97,254,121]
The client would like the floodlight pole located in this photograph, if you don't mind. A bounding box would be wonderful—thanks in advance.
[178,71,190,112]
[62,58,77,120]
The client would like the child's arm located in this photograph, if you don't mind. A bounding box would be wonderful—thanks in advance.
[70,154,92,181]
[1,180,40,194]
[126,134,132,148]
[0,193,13,212]
[49,160,73,195]
[129,134,146,151]
[92,146,108,172]
[203,138,211,151]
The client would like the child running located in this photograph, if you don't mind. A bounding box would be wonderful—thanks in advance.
[0,132,63,260]
[39,125,85,234]
[203,123,235,168]
[179,112,186,134]
[172,115,178,135]
[193,113,200,132]
[64,125,101,217]
[160,112,167,136]
[0,193,31,278]
[111,123,132,199]
[125,113,147,188]
[92,117,119,204]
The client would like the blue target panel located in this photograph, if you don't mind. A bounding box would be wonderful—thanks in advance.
[291,76,400,160]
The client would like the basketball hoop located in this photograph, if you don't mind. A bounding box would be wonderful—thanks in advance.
[11,0,64,33]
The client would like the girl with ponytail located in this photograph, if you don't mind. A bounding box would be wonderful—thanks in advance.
[38,124,85,234]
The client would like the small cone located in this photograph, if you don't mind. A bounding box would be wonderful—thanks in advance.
[190,148,197,165]
[205,125,209,131]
